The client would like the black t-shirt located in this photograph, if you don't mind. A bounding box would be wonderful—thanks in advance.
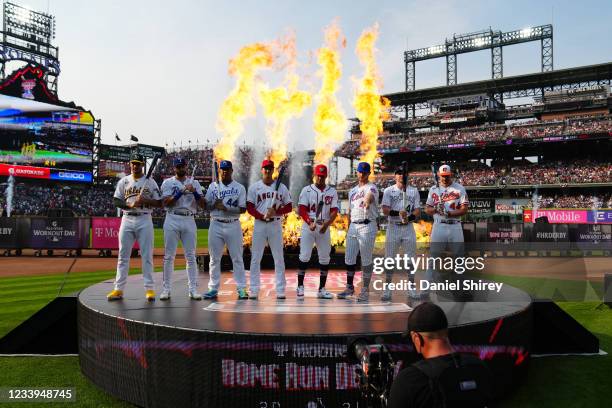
[388,353,491,408]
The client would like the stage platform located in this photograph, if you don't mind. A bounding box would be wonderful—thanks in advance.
[78,270,532,408]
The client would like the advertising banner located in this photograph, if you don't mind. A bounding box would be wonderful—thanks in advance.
[587,210,612,224]
[468,199,494,214]
[27,217,90,249]
[0,217,18,248]
[91,217,138,249]
[573,224,612,243]
[486,223,525,243]
[532,223,570,242]
[523,209,588,224]
[495,199,530,214]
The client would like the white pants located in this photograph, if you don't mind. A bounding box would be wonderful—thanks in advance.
[115,214,154,290]
[299,222,331,265]
[162,213,198,292]
[345,223,377,267]
[208,219,246,291]
[385,223,417,259]
[426,222,464,281]
[249,219,285,293]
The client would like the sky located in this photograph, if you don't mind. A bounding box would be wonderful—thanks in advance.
[13,0,612,151]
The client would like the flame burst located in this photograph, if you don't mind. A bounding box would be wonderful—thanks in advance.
[258,34,312,169]
[313,21,347,166]
[240,211,349,249]
[353,23,390,168]
[215,43,274,161]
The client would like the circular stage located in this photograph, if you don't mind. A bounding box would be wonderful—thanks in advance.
[78,271,532,408]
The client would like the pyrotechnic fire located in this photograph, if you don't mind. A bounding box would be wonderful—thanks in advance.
[352,23,390,168]
[313,20,347,166]
[215,43,274,161]
[240,211,349,249]
[258,33,312,171]
[414,220,432,243]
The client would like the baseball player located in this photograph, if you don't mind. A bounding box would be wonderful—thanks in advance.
[159,157,205,301]
[107,153,162,301]
[424,164,469,285]
[380,168,421,301]
[296,164,339,299]
[338,161,379,302]
[246,159,292,299]
[203,160,249,300]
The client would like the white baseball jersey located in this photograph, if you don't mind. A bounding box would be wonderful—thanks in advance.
[247,180,292,214]
[381,184,420,223]
[426,182,469,222]
[160,176,204,213]
[348,183,379,222]
[298,184,339,222]
[113,174,161,214]
[205,180,247,220]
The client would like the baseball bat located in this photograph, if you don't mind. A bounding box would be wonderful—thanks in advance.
[267,165,286,217]
[401,160,408,209]
[431,162,439,189]
[210,160,219,200]
[145,154,159,179]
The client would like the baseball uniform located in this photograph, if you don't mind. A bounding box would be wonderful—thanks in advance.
[296,183,338,298]
[381,184,420,300]
[247,180,292,298]
[205,179,247,294]
[425,181,468,282]
[160,175,203,295]
[112,174,161,291]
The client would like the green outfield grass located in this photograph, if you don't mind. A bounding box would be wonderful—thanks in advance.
[0,271,610,407]
[153,228,209,249]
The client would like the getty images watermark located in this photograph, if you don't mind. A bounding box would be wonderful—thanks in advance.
[371,254,504,293]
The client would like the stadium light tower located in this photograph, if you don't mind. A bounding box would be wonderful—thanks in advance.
[0,1,60,92]
[403,25,553,116]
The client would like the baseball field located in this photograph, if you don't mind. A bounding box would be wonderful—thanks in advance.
[0,230,610,407]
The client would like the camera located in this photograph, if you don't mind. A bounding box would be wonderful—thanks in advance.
[348,338,396,408]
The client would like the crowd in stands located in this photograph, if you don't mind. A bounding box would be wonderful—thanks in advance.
[336,160,612,192]
[336,115,612,157]
[152,146,255,179]
[526,194,612,209]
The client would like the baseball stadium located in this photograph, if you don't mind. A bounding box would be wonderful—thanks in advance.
[0,1,611,407]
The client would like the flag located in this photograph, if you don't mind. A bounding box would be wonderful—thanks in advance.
[115,133,121,141]
[130,134,139,142]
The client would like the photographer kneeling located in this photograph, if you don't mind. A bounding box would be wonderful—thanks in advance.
[389,302,493,408]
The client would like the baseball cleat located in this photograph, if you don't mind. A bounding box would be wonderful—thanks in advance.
[159,290,171,301]
[145,290,156,302]
[317,288,333,299]
[357,289,370,303]
[336,285,355,299]
[296,285,305,297]
[276,292,286,300]
[106,289,123,301]
[189,290,203,300]
[202,289,218,300]
[381,290,392,302]
[237,288,249,300]
[248,292,259,300]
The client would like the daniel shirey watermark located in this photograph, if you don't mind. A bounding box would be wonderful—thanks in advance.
[371,254,504,293]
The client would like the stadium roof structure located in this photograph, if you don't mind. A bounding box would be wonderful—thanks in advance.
[385,62,612,110]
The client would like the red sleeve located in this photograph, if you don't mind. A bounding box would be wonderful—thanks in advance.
[298,205,311,223]
[330,208,339,218]
[246,202,264,220]
[276,203,293,216]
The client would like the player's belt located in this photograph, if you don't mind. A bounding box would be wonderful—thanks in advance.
[168,209,195,216]
[393,221,414,225]
[436,219,460,224]
[352,219,371,224]
[123,212,149,216]
[213,218,239,223]
[315,220,325,225]
[259,217,281,223]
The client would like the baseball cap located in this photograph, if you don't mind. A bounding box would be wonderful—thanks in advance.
[357,162,371,173]
[261,159,274,169]
[130,153,145,163]
[314,164,327,177]
[219,160,233,170]
[173,157,186,167]
[438,164,452,176]
[405,302,448,335]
